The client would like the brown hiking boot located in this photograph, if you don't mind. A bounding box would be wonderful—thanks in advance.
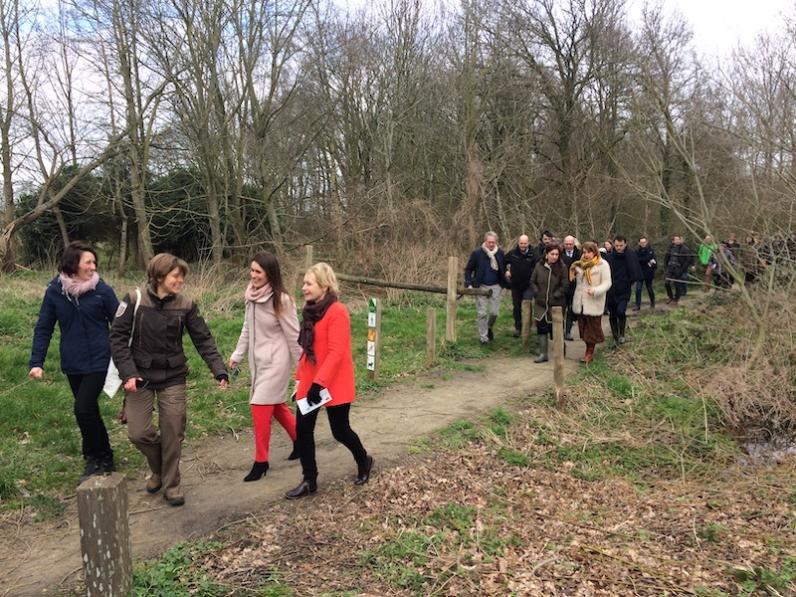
[164,486,185,507]
[146,474,162,494]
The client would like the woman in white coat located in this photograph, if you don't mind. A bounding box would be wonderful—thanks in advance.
[569,241,612,363]
[229,252,302,481]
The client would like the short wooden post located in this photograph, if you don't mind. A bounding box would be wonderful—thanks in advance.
[446,256,458,343]
[426,307,437,365]
[77,473,132,597]
[521,299,532,350]
[367,298,381,379]
[304,244,314,270]
[552,306,566,404]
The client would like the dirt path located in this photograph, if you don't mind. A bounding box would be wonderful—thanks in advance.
[1,340,586,596]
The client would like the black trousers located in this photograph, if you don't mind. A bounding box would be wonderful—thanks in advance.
[665,273,687,300]
[607,289,631,337]
[565,294,575,335]
[66,372,112,459]
[536,315,564,339]
[296,403,367,482]
[510,286,532,332]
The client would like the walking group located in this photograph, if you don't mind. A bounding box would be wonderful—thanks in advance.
[463,230,759,363]
[28,242,372,506]
[27,231,765,503]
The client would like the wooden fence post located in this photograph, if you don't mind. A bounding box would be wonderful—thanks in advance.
[552,306,566,404]
[446,256,458,343]
[304,245,314,270]
[426,307,436,365]
[367,298,381,379]
[521,299,532,350]
[77,473,132,597]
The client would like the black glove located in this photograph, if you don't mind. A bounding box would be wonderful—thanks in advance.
[307,383,323,406]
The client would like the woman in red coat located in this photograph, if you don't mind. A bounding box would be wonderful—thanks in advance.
[285,262,373,499]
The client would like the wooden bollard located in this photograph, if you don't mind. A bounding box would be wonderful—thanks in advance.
[446,256,458,343]
[426,307,437,365]
[77,473,132,596]
[552,306,566,404]
[521,299,532,350]
[304,245,314,270]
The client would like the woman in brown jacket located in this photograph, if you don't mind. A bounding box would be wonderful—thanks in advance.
[229,252,302,482]
[110,254,228,507]
[531,244,569,363]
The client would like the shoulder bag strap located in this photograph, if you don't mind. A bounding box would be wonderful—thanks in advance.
[128,287,142,348]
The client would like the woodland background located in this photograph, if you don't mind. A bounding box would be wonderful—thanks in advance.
[1,0,795,275]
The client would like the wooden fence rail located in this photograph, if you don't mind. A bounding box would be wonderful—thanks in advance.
[334,272,490,297]
[302,245,496,362]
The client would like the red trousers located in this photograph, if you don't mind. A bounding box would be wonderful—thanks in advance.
[251,402,297,462]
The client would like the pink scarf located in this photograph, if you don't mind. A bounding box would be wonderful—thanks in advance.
[59,272,99,297]
[244,281,273,304]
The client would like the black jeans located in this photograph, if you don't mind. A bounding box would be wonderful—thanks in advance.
[296,403,367,482]
[635,279,655,307]
[66,372,112,459]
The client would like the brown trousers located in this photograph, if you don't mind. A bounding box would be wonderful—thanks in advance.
[125,384,187,491]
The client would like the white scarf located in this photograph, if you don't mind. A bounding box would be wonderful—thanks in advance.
[481,242,499,271]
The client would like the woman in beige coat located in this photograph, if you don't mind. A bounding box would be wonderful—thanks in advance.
[229,252,302,482]
[569,241,612,363]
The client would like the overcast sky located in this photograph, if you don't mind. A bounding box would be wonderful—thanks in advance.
[336,0,794,59]
[628,0,794,58]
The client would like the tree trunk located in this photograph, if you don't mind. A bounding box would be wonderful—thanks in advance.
[53,205,70,248]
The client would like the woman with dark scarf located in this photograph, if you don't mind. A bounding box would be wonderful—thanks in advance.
[530,244,569,363]
[569,241,612,364]
[229,252,302,482]
[285,262,373,499]
[29,241,120,483]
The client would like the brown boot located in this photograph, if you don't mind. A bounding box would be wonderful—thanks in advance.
[146,473,162,494]
[164,486,185,507]
[580,343,595,363]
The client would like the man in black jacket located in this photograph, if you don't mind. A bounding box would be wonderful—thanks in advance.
[465,231,509,344]
[535,230,555,261]
[664,234,696,304]
[505,234,536,337]
[633,236,657,310]
[605,235,642,345]
[561,235,581,340]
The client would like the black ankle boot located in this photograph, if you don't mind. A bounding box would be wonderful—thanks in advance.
[243,461,269,482]
[79,457,101,484]
[287,441,300,460]
[354,455,374,486]
[285,479,317,499]
[99,452,115,474]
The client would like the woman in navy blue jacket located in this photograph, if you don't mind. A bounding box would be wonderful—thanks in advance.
[29,241,119,483]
